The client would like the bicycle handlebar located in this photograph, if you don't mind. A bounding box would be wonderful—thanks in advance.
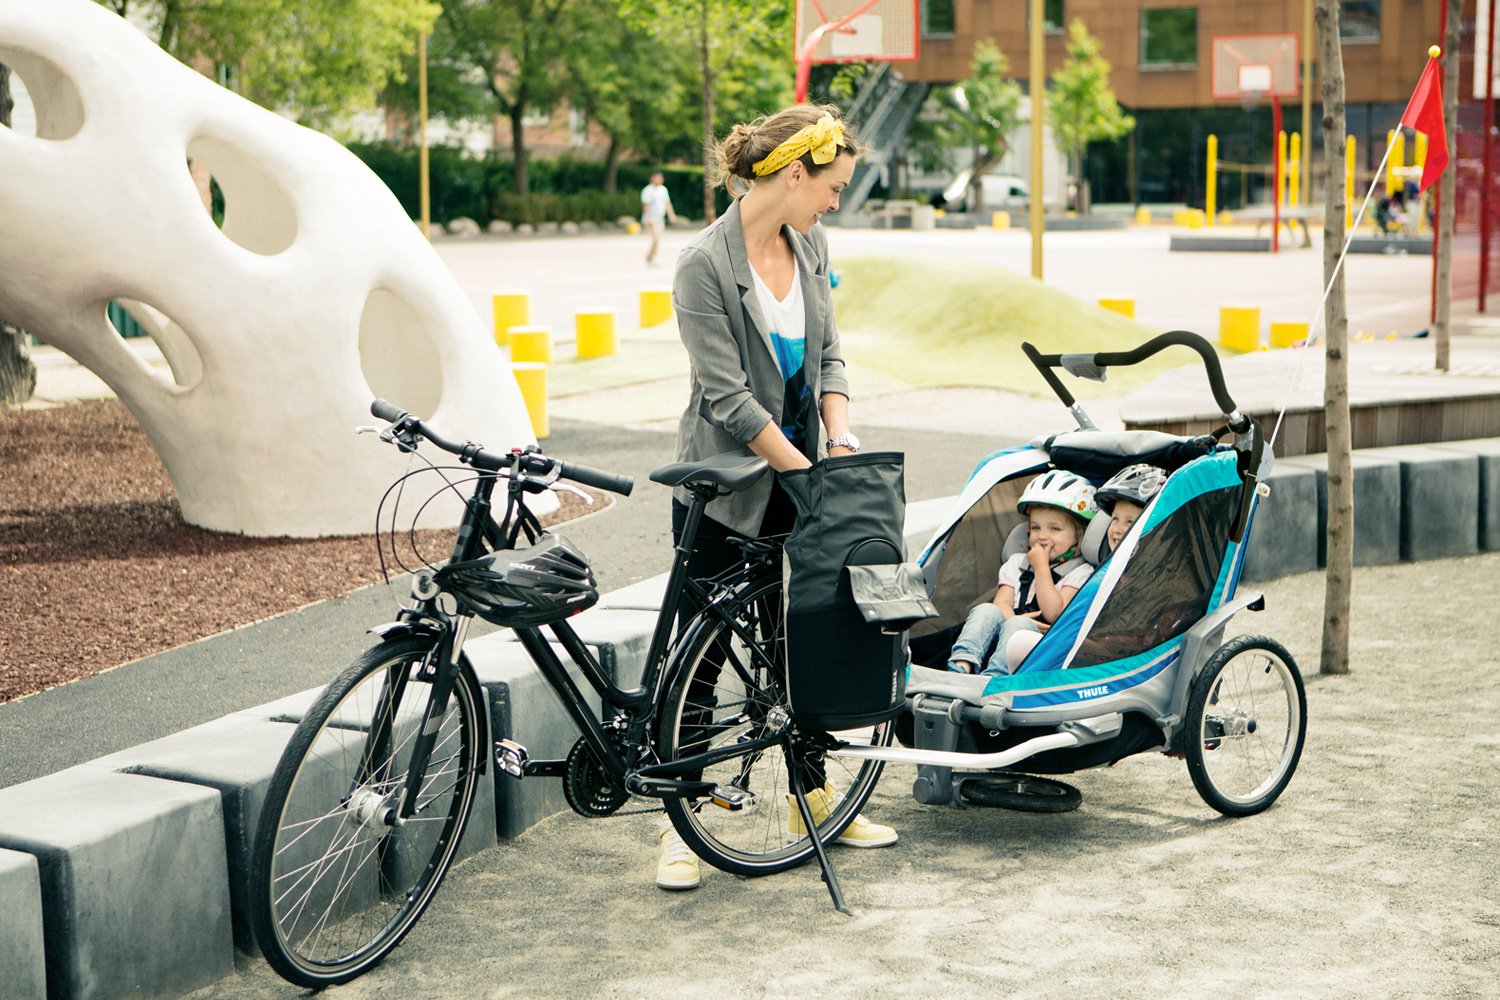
[1023,330,1249,432]
[368,399,635,496]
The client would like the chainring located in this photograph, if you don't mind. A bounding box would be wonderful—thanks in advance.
[563,732,632,817]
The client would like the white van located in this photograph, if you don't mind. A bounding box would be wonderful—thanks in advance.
[939,170,1051,213]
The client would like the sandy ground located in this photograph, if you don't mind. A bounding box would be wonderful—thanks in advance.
[192,551,1500,1000]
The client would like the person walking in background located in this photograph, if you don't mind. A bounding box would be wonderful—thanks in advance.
[641,170,678,266]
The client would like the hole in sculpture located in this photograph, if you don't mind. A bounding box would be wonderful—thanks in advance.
[105,299,203,392]
[185,135,298,256]
[360,289,444,419]
[0,49,85,140]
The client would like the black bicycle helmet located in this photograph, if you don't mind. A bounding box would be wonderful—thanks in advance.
[436,534,598,627]
[1094,463,1168,514]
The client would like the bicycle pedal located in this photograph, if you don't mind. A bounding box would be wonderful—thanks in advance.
[495,739,529,779]
[709,784,756,812]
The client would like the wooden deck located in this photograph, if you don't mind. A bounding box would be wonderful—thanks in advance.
[1116,336,1500,457]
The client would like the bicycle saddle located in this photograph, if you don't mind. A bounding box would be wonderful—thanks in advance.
[649,451,769,491]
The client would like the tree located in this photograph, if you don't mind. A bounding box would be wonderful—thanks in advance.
[96,0,439,127]
[944,40,1023,215]
[437,0,576,200]
[623,0,791,222]
[566,3,694,194]
[1046,20,1134,215]
[0,62,37,406]
[1315,0,1352,675]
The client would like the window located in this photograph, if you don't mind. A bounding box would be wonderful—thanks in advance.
[1340,1,1380,42]
[1141,8,1197,67]
[1027,0,1066,33]
[923,0,955,36]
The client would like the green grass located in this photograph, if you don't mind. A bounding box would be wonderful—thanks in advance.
[830,255,1207,398]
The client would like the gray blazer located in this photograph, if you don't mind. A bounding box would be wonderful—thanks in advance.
[672,199,850,535]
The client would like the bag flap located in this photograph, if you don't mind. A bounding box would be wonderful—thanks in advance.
[844,562,939,627]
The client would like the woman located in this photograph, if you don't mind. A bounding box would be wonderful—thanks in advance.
[657,104,898,891]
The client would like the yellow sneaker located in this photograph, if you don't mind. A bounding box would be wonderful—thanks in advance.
[785,784,898,848]
[655,825,701,890]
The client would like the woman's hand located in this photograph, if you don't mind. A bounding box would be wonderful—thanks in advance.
[827,445,856,458]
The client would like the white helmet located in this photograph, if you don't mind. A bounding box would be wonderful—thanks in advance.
[1095,463,1168,514]
[1017,470,1097,521]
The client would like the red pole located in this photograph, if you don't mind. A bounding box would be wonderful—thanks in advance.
[1433,3,1448,324]
[1483,2,1496,312]
[1272,94,1283,253]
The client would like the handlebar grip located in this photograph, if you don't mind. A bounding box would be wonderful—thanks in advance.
[560,461,634,497]
[370,399,408,423]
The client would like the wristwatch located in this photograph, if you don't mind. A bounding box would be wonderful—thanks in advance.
[826,433,861,452]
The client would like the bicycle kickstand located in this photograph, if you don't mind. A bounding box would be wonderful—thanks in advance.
[787,751,853,916]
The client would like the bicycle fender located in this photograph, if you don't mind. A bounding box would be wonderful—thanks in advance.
[367,619,444,642]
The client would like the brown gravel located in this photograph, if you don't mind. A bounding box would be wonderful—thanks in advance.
[0,399,600,704]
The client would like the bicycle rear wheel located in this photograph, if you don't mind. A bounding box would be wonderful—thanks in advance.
[657,575,891,877]
[250,636,484,987]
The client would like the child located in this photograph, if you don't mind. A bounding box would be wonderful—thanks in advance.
[1096,464,1168,560]
[947,470,1098,675]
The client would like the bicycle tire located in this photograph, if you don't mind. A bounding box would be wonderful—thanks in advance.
[1184,633,1306,817]
[657,574,891,877]
[250,636,484,987]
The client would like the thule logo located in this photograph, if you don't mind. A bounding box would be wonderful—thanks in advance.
[1078,685,1109,699]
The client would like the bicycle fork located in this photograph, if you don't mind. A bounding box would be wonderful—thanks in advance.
[395,617,471,822]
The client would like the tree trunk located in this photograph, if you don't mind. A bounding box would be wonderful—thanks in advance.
[510,103,529,200]
[1434,0,1461,372]
[602,136,619,195]
[699,0,715,224]
[1315,0,1352,675]
[0,62,37,406]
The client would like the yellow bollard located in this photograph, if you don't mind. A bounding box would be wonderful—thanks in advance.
[1135,205,1151,225]
[1218,210,1234,225]
[575,310,617,359]
[508,324,552,365]
[1219,306,1261,352]
[1270,319,1309,349]
[1386,129,1404,197]
[1277,130,1288,207]
[492,290,531,347]
[1186,209,1205,229]
[639,287,673,328]
[1289,132,1301,207]
[992,211,1011,230]
[512,361,549,439]
[1206,134,1217,225]
[1098,298,1135,318]
[1345,135,1356,230]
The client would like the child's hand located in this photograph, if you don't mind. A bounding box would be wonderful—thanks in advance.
[1028,539,1053,570]
[1021,611,1049,632]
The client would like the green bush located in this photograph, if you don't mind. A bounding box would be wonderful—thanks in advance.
[344,142,724,226]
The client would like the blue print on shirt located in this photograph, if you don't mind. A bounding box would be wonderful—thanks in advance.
[769,330,810,446]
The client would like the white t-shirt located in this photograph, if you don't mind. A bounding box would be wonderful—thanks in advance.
[641,183,672,225]
[997,550,1094,613]
[751,258,810,443]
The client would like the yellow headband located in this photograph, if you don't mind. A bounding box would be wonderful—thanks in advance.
[751,115,846,177]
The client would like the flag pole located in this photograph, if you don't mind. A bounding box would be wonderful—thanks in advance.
[1266,47,1443,452]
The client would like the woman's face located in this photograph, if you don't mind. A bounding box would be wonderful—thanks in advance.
[785,152,855,233]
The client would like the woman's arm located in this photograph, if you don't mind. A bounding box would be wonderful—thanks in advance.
[673,248,777,444]
[819,391,854,457]
[747,419,811,472]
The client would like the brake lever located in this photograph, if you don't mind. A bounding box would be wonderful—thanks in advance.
[549,481,595,505]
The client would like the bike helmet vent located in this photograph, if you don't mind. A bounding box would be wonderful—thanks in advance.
[1094,463,1168,514]
[437,533,599,627]
[1017,469,1097,521]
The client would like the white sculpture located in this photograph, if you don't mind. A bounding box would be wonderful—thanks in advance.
[0,0,536,536]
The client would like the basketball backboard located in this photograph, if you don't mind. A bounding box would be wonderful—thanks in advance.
[793,0,919,64]
[1211,33,1300,101]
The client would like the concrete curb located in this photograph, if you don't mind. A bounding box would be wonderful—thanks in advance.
[2,447,1493,998]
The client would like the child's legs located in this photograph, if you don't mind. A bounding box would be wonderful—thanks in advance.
[948,603,1004,671]
[981,616,1043,676]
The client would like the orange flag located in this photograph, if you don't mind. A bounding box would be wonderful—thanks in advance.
[1401,48,1448,192]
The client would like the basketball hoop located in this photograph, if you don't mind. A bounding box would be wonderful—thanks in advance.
[792,0,918,103]
[1238,65,1272,111]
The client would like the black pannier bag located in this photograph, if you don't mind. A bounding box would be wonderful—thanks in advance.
[779,452,937,730]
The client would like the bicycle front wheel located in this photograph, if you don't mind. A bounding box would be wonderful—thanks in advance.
[250,636,484,987]
[657,575,891,877]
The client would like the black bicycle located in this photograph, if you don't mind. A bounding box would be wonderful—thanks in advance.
[248,400,892,987]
